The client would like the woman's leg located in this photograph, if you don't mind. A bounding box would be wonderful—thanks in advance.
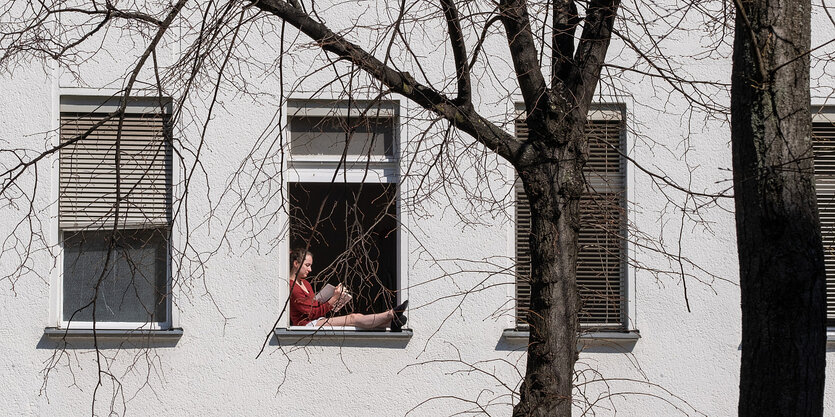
[318,311,394,329]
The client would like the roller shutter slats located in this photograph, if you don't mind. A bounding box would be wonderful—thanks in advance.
[812,122,835,325]
[59,113,171,230]
[515,117,625,328]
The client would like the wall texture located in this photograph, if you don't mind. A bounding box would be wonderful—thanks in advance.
[0,1,833,416]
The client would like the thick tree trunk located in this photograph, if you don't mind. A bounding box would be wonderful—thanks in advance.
[513,128,585,417]
[731,1,826,415]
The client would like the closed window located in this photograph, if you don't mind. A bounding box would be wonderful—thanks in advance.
[811,108,835,326]
[515,109,627,329]
[59,96,172,328]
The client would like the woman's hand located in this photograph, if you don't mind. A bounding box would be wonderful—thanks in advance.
[328,284,344,306]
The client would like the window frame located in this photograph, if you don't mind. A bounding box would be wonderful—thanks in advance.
[279,98,406,332]
[510,103,634,332]
[287,99,399,165]
[50,92,177,332]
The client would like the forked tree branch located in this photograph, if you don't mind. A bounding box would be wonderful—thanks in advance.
[52,4,165,26]
[249,0,526,164]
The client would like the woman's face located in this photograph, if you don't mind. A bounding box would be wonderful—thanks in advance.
[294,254,313,279]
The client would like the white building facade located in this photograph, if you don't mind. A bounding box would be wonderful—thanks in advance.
[0,1,833,416]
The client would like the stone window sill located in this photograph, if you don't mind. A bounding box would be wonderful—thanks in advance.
[501,329,641,344]
[274,327,413,344]
[43,327,183,342]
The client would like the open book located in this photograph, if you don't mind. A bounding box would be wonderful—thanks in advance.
[314,284,352,312]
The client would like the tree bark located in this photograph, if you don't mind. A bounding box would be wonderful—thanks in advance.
[731,0,826,415]
[513,118,586,417]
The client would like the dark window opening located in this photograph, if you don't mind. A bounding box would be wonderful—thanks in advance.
[289,182,398,316]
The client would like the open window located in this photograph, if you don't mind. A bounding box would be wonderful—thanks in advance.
[289,182,398,314]
[283,99,403,330]
[57,96,173,330]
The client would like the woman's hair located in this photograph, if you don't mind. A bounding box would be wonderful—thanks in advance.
[290,247,312,268]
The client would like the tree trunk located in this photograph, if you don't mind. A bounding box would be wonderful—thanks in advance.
[731,0,826,415]
[513,130,585,417]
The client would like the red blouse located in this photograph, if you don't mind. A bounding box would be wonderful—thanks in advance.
[289,278,333,326]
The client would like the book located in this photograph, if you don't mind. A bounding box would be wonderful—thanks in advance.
[314,283,352,312]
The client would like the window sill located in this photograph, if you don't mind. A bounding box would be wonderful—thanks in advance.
[827,328,835,348]
[43,327,183,341]
[274,327,413,344]
[501,329,641,344]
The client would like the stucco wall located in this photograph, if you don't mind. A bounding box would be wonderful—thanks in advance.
[0,1,833,416]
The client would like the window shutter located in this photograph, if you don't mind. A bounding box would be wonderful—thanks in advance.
[579,119,625,326]
[515,116,625,328]
[59,113,172,230]
[812,120,835,325]
[514,177,532,323]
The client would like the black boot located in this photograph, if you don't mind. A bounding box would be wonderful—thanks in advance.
[391,313,408,332]
[393,299,408,313]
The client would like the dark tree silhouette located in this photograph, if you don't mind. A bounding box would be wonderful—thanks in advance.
[731,0,827,415]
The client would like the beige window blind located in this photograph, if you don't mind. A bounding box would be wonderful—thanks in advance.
[287,99,398,160]
[812,116,835,325]
[59,111,172,230]
[515,115,626,328]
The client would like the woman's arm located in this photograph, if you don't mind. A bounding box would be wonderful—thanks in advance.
[290,281,333,324]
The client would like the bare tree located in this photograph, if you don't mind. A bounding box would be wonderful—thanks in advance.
[731,0,827,415]
[244,1,621,415]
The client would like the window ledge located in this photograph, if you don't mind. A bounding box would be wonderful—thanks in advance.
[827,329,835,347]
[274,327,413,343]
[502,329,641,344]
[43,327,183,341]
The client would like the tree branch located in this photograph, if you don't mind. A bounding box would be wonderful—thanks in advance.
[468,14,501,71]
[732,0,768,83]
[571,0,620,109]
[498,0,548,117]
[439,0,471,103]
[551,0,581,87]
[53,4,165,26]
[249,0,524,163]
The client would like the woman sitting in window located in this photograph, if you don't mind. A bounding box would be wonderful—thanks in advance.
[288,248,408,330]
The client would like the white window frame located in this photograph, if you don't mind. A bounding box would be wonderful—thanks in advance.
[49,91,178,332]
[278,98,406,331]
[507,102,637,334]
